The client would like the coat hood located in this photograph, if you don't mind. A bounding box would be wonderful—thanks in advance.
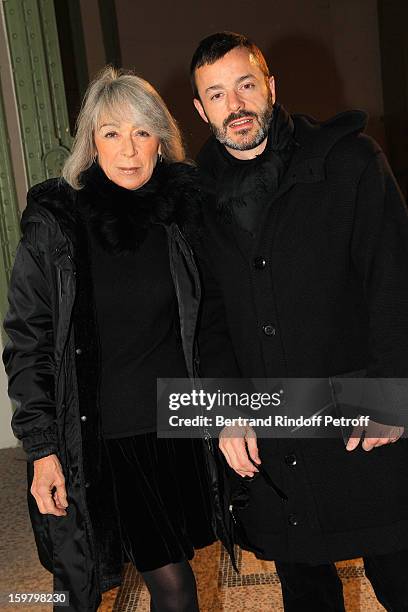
[22,162,202,252]
[292,108,368,158]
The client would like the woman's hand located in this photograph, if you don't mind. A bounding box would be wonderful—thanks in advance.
[31,454,68,516]
[219,424,261,477]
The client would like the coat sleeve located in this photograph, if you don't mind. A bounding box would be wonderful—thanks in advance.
[2,223,58,461]
[346,149,408,424]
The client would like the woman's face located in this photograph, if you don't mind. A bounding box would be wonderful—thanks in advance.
[94,116,161,190]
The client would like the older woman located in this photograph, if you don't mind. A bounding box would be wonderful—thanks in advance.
[3,67,216,612]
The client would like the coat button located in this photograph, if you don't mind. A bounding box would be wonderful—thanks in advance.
[253,257,266,269]
[75,347,82,355]
[80,415,87,422]
[262,324,276,336]
[285,454,297,467]
[288,514,298,526]
[84,482,91,488]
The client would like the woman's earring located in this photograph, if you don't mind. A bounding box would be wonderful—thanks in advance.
[157,151,163,163]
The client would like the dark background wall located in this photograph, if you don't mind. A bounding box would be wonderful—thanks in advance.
[113,0,386,156]
[60,0,407,192]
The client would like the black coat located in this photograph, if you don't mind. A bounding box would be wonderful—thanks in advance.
[196,110,408,563]
[2,163,224,611]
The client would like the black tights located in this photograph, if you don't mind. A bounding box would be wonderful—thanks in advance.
[142,560,199,612]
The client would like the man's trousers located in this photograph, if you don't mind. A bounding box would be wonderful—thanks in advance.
[275,549,408,611]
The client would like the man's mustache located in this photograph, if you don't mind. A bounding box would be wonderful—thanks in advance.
[223,110,258,130]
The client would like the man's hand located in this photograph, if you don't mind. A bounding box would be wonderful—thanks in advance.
[346,419,404,451]
[219,424,261,477]
[31,454,68,516]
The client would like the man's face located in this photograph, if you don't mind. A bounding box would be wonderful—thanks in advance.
[193,47,275,158]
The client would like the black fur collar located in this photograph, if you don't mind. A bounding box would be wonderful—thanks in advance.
[79,161,201,254]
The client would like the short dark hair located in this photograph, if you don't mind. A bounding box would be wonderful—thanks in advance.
[190,31,270,98]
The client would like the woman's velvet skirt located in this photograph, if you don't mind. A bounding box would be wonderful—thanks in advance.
[105,433,216,572]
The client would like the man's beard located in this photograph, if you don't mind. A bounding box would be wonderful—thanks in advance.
[209,93,274,151]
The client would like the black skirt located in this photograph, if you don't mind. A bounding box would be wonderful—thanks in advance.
[105,433,216,572]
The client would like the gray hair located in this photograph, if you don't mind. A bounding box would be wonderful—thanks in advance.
[62,66,186,189]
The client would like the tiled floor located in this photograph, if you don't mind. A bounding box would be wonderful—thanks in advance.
[1,447,385,611]
[0,448,52,612]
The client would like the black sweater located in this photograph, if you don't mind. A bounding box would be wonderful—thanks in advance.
[81,164,188,437]
[89,223,187,437]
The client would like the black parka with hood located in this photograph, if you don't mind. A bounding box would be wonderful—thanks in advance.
[3,163,232,611]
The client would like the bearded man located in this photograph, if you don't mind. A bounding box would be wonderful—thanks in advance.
[192,31,408,611]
